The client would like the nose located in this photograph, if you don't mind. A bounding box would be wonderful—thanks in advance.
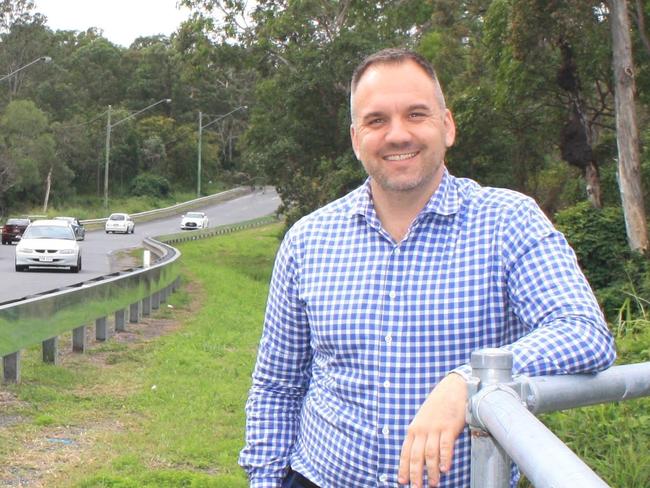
[385,117,412,145]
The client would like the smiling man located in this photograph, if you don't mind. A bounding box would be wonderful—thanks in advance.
[239,48,616,488]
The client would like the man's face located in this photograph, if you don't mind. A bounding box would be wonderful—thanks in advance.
[350,60,455,199]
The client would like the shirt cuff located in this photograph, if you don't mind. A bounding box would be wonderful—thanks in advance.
[450,364,473,381]
[249,478,283,488]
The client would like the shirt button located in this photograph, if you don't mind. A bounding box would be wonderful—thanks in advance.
[394,247,400,255]
[389,291,396,299]
[379,474,388,483]
[382,426,390,435]
[385,335,392,344]
[383,380,390,388]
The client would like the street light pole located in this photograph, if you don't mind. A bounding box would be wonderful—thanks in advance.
[196,105,247,197]
[197,110,203,198]
[0,56,52,84]
[104,98,172,209]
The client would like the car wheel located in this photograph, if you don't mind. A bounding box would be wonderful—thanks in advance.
[70,257,81,273]
[131,226,135,234]
[1,240,6,245]
[15,264,25,272]
[106,230,109,234]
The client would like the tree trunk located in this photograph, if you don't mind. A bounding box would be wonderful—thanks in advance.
[42,166,52,213]
[585,161,602,208]
[610,0,649,253]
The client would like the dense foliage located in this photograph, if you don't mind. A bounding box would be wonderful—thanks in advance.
[0,0,649,301]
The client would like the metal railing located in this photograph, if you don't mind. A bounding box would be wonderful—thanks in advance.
[467,349,650,487]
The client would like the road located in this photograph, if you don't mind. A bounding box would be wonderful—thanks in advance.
[0,188,281,304]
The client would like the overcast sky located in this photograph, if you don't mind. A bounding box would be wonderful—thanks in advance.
[33,0,193,47]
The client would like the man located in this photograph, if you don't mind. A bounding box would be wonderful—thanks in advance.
[239,48,616,488]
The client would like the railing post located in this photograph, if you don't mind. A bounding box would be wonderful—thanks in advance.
[142,296,152,316]
[151,291,160,310]
[72,325,87,353]
[2,352,20,383]
[129,301,141,323]
[115,309,127,332]
[43,337,59,364]
[469,348,514,488]
[96,316,110,341]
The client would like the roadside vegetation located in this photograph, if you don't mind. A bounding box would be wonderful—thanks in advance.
[0,224,648,487]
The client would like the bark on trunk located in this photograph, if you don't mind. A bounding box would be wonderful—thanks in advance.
[585,161,602,209]
[610,0,649,253]
[42,167,52,213]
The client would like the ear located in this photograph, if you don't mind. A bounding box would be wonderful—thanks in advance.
[443,109,456,148]
[350,123,360,159]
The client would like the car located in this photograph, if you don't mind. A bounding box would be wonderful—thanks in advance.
[2,218,31,244]
[105,213,135,234]
[54,216,85,240]
[15,219,82,272]
[180,211,209,230]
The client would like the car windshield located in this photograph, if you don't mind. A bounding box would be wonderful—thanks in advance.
[55,217,75,223]
[186,213,204,218]
[23,226,75,240]
[6,219,29,226]
[109,214,126,221]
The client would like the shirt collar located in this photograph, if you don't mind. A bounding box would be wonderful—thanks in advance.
[348,168,461,220]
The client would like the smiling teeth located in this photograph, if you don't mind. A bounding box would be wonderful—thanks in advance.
[385,152,417,161]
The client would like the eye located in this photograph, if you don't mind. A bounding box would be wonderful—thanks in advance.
[368,117,385,126]
[409,112,427,119]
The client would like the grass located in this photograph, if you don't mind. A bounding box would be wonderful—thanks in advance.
[10,180,230,221]
[0,223,281,487]
[0,221,648,487]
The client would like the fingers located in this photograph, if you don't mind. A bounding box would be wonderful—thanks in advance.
[398,431,442,488]
[424,435,441,486]
[438,431,454,474]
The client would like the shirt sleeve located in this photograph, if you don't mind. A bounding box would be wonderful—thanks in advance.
[453,198,616,379]
[501,198,616,376]
[239,230,313,487]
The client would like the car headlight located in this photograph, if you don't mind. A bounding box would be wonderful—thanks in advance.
[59,249,76,254]
[18,248,33,253]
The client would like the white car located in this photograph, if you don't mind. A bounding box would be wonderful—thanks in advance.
[15,219,81,272]
[180,211,209,230]
[105,213,135,234]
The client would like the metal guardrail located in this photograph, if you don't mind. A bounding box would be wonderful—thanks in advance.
[0,189,281,383]
[467,349,650,487]
[80,187,253,230]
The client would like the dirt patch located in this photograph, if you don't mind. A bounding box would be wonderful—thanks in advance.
[0,276,205,487]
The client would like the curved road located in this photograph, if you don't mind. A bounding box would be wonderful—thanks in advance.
[0,188,281,303]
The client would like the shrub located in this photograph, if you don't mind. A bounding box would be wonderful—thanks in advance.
[130,173,171,198]
[554,202,650,320]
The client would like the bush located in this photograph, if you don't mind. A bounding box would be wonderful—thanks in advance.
[554,201,650,320]
[130,173,171,198]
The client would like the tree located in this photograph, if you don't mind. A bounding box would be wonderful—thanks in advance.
[609,0,648,253]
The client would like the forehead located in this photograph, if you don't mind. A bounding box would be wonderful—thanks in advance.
[352,61,438,112]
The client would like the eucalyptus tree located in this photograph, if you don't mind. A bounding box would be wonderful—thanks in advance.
[181,0,436,226]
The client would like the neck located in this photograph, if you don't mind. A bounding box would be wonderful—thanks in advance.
[370,172,443,242]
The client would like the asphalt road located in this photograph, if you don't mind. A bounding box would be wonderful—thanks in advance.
[0,188,281,304]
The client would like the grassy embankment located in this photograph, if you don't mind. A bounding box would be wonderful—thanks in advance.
[0,223,648,487]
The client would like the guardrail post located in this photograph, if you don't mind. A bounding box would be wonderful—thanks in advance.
[2,352,20,383]
[142,296,152,316]
[160,287,167,304]
[42,337,59,364]
[72,325,87,353]
[469,349,514,488]
[129,301,141,323]
[96,316,110,341]
[115,309,127,332]
[151,291,161,310]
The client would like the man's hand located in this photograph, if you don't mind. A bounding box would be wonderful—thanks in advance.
[397,373,468,488]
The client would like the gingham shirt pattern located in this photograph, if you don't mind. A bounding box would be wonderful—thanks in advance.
[239,170,616,488]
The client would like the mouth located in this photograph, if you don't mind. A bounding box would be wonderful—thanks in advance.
[384,151,418,161]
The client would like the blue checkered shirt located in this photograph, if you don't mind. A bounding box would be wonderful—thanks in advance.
[239,170,616,487]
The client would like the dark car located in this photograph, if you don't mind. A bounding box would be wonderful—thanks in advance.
[1,218,31,244]
[54,216,85,241]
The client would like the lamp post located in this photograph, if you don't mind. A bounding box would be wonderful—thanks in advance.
[197,105,247,197]
[0,56,52,84]
[104,98,172,209]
